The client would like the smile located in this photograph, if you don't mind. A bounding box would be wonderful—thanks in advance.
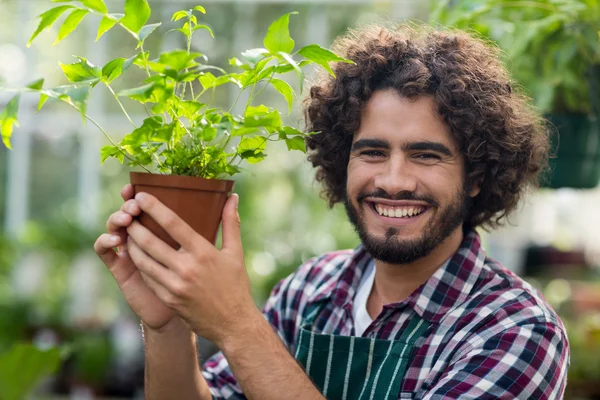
[373,204,426,218]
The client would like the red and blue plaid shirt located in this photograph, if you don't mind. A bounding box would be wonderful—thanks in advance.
[203,230,569,399]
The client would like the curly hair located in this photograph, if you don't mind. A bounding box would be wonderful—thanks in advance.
[304,24,550,230]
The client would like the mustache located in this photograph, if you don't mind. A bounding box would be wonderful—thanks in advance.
[357,189,439,207]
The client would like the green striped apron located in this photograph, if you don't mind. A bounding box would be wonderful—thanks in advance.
[294,305,430,400]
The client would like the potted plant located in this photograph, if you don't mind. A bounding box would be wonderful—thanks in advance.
[430,0,600,188]
[0,0,352,247]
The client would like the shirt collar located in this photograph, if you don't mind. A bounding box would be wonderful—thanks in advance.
[307,230,488,323]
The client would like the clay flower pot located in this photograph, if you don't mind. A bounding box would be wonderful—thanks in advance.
[130,172,234,249]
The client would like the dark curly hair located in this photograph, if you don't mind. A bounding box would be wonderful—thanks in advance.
[304,24,550,230]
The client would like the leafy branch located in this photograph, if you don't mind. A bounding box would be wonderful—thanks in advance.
[0,0,354,179]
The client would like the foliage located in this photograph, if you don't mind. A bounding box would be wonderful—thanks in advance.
[430,0,600,115]
[0,343,62,400]
[0,0,352,178]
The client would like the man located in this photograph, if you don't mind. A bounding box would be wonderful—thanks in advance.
[95,25,569,399]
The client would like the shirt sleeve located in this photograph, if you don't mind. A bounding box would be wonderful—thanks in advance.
[201,267,303,399]
[420,321,570,399]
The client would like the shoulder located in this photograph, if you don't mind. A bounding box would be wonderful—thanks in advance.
[448,257,568,348]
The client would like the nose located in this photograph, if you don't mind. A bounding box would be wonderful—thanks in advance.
[373,155,418,196]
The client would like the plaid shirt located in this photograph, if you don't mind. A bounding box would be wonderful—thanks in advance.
[203,231,570,399]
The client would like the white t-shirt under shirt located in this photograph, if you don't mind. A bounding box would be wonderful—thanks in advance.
[352,260,376,336]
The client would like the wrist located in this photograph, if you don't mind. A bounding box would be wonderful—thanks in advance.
[142,316,190,339]
[217,307,270,355]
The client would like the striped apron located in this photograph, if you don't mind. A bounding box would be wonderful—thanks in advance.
[294,305,430,400]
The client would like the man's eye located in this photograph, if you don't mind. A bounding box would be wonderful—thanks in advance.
[360,150,384,157]
[415,153,441,161]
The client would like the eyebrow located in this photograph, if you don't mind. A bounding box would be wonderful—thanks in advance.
[403,141,454,157]
[351,138,454,157]
[351,138,391,152]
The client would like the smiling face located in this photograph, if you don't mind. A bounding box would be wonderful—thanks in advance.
[345,90,478,264]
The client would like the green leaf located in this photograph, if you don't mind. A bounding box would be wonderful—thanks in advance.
[28,5,75,47]
[285,135,306,152]
[274,59,312,74]
[0,344,62,400]
[38,93,49,111]
[278,52,304,92]
[277,125,303,139]
[96,14,119,41]
[121,0,151,36]
[102,55,136,84]
[59,57,102,84]
[81,0,107,13]
[121,116,163,147]
[0,95,20,149]
[241,48,270,65]
[27,78,44,90]
[100,145,124,163]
[139,22,161,42]
[118,82,155,103]
[270,78,294,113]
[238,135,268,164]
[193,24,214,38]
[47,84,91,115]
[244,105,281,129]
[175,100,205,119]
[53,0,108,13]
[194,5,206,14]
[54,9,88,45]
[297,44,353,77]
[171,10,189,22]
[158,50,200,72]
[263,12,298,54]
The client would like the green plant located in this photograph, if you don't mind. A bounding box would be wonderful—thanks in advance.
[0,0,352,178]
[0,343,62,400]
[430,0,600,115]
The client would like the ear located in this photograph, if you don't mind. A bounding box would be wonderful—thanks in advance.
[469,181,482,198]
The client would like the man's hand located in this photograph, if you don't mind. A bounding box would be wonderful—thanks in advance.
[94,184,178,331]
[125,191,262,346]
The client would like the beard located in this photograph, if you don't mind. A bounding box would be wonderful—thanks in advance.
[343,186,471,265]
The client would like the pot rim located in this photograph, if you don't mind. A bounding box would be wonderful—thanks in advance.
[130,172,234,193]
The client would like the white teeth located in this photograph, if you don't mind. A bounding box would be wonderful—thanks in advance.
[374,205,425,218]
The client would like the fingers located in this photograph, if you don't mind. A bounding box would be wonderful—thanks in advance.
[106,199,141,235]
[128,238,178,294]
[94,233,121,267]
[121,184,134,201]
[127,220,178,269]
[106,211,133,234]
[221,193,243,258]
[133,192,199,251]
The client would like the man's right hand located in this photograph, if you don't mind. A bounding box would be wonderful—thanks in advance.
[94,184,177,331]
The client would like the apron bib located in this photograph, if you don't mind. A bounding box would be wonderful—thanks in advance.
[294,305,429,400]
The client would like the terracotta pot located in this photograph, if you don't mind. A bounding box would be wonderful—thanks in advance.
[130,172,234,249]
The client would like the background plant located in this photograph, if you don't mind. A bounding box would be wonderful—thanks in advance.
[0,0,352,178]
[430,0,600,115]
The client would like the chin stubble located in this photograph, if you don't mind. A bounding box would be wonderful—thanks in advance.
[343,188,471,264]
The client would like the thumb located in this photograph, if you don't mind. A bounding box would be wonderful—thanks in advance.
[221,193,242,257]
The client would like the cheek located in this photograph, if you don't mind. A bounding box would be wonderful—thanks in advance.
[346,161,376,196]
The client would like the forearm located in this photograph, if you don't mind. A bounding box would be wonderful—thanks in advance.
[143,317,212,400]
[219,309,324,400]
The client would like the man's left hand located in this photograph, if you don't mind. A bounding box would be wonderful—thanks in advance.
[126,192,262,345]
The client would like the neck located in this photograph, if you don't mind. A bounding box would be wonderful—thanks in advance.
[367,227,466,316]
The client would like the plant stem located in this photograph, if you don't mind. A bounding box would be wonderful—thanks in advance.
[228,88,245,113]
[253,70,277,100]
[106,84,136,127]
[244,82,258,113]
[64,101,152,174]
[139,43,153,79]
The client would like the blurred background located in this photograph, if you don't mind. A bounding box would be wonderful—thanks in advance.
[0,0,599,398]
